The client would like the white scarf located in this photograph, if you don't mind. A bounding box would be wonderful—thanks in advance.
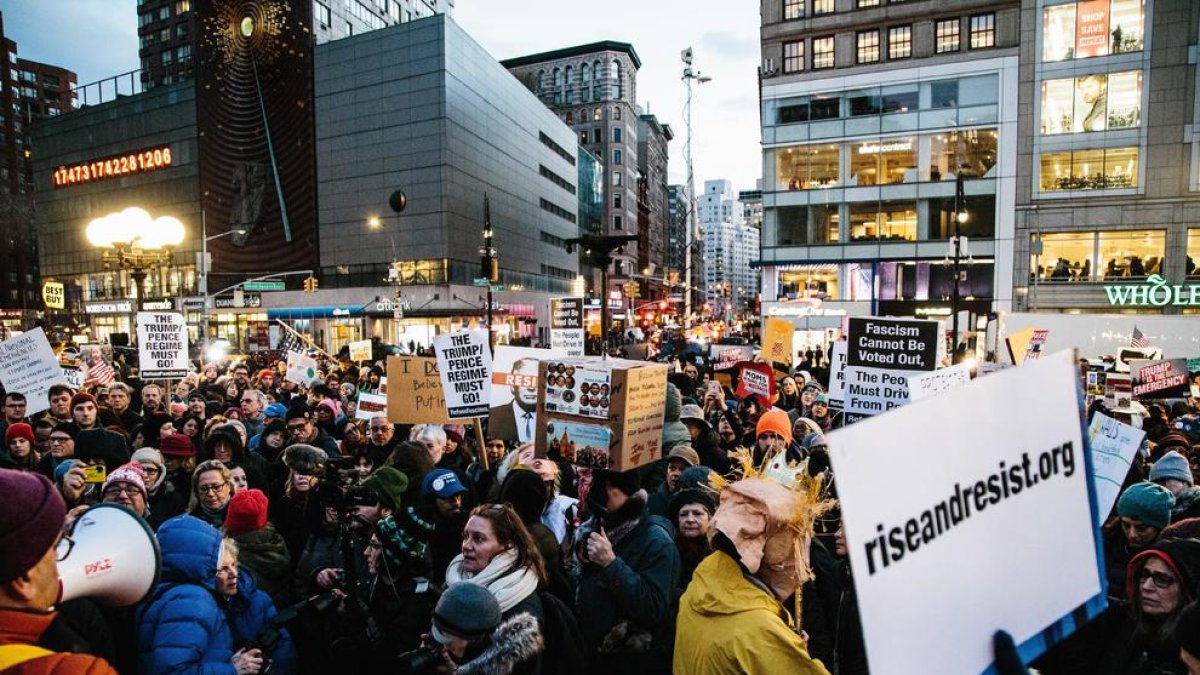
[445,548,539,613]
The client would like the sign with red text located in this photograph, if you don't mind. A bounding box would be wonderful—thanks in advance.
[1131,358,1190,399]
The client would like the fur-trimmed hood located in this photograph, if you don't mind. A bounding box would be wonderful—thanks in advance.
[456,612,543,675]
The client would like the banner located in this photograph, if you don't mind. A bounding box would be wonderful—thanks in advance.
[829,350,1104,675]
[0,328,68,415]
[348,339,373,362]
[1086,413,1144,523]
[735,361,774,405]
[846,317,940,372]
[550,298,585,357]
[386,356,451,425]
[136,312,189,379]
[710,345,754,371]
[1130,358,1190,399]
[488,346,566,443]
[762,317,794,368]
[907,362,973,402]
[284,351,319,386]
[433,329,493,419]
[355,392,388,421]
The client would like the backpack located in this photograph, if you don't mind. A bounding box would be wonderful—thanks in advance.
[537,591,588,671]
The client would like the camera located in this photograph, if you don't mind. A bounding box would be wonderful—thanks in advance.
[396,638,445,673]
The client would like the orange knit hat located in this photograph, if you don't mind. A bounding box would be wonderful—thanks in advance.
[755,408,793,446]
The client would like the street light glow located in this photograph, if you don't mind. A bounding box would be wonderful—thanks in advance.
[367,216,382,229]
[87,208,185,250]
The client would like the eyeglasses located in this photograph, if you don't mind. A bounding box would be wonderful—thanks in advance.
[56,534,74,562]
[286,423,309,434]
[48,436,72,444]
[1138,568,1177,589]
[197,482,228,494]
[103,484,143,498]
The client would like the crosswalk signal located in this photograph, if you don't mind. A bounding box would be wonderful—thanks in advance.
[303,276,318,293]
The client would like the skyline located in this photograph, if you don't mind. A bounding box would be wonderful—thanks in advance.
[2,0,762,192]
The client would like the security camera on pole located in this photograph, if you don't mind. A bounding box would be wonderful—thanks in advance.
[681,47,711,325]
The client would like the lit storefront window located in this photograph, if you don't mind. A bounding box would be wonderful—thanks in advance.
[849,201,917,242]
[1189,229,1200,279]
[1039,146,1138,191]
[778,264,839,299]
[1034,229,1165,282]
[1042,0,1145,62]
[929,129,998,180]
[851,137,916,186]
[777,144,840,190]
[878,260,995,302]
[1040,71,1141,134]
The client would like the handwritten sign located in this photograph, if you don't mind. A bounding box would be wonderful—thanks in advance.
[0,328,68,415]
[137,312,189,379]
[907,363,972,402]
[1087,413,1144,523]
[762,317,794,368]
[349,339,373,362]
[387,356,451,425]
[284,351,319,386]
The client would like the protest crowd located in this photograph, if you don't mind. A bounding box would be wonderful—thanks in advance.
[0,328,1198,675]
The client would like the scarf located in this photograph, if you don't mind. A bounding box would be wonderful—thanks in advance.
[444,548,539,613]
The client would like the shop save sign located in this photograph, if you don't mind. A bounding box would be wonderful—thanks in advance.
[137,312,188,379]
[433,329,493,419]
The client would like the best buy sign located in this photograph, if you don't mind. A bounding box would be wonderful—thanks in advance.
[1104,274,1200,307]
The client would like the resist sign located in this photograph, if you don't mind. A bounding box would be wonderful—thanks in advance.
[137,312,188,379]
[433,329,493,419]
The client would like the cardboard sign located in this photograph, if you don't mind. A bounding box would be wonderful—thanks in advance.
[846,317,940,372]
[433,329,493,420]
[386,356,451,425]
[284,351,319,386]
[1190,357,1200,397]
[349,339,373,362]
[762,317,794,368]
[488,346,566,444]
[736,361,774,405]
[710,345,754,371]
[1005,327,1036,366]
[0,328,68,415]
[136,312,189,379]
[550,298,585,357]
[829,350,1104,675]
[908,362,972,402]
[355,392,388,421]
[1130,358,1190,399]
[1087,413,1144,523]
[827,342,848,405]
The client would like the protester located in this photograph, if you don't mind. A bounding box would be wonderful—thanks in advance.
[225,489,292,606]
[648,445,700,518]
[416,582,543,675]
[668,482,716,590]
[1106,482,1175,598]
[285,404,340,457]
[446,503,545,626]
[680,403,729,475]
[420,468,470,584]
[1149,450,1200,522]
[132,447,184,529]
[100,462,150,519]
[3,422,39,471]
[269,444,325,562]
[189,459,235,528]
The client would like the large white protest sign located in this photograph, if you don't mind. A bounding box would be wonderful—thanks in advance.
[1087,413,1144,523]
[843,366,909,417]
[433,329,492,419]
[550,298,585,357]
[349,339,373,362]
[137,312,189,379]
[285,351,319,386]
[829,350,1102,675]
[907,362,972,402]
[0,328,68,415]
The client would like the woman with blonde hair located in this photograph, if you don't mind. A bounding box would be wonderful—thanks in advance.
[188,459,234,528]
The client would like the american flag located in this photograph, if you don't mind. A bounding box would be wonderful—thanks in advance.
[87,358,117,386]
[276,322,305,356]
[1130,325,1149,348]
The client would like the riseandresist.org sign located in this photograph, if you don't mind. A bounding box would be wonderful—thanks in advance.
[829,350,1103,675]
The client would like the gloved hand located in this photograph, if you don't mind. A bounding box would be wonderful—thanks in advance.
[993,630,1029,675]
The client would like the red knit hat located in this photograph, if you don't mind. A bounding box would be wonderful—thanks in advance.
[4,422,34,448]
[70,392,97,411]
[225,488,268,536]
[158,433,195,458]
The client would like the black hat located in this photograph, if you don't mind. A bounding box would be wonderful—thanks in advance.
[286,402,312,422]
[668,488,717,524]
[499,469,549,525]
[282,444,328,476]
[75,428,130,471]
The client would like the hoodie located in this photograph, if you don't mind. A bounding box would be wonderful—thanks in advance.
[674,551,831,675]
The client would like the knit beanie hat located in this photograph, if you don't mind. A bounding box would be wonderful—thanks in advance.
[158,433,195,458]
[1117,481,1175,530]
[225,488,269,536]
[432,582,502,643]
[669,487,718,523]
[1150,451,1194,486]
[499,468,550,524]
[756,408,793,446]
[363,465,409,511]
[4,422,35,448]
[0,469,67,583]
[132,448,167,492]
[75,428,130,470]
[103,462,148,501]
[70,392,97,411]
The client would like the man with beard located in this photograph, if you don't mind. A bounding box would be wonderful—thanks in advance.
[139,383,166,416]
[419,468,469,584]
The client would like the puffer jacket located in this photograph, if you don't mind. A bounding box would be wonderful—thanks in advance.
[137,515,297,675]
[674,551,831,674]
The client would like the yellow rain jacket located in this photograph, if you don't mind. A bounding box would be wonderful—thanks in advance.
[673,551,832,675]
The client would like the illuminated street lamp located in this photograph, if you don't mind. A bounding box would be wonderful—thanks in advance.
[86,207,185,331]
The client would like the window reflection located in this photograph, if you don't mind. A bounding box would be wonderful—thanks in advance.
[776,205,839,245]
[1039,147,1138,191]
[1041,71,1141,134]
[929,130,998,180]
[1189,229,1200,279]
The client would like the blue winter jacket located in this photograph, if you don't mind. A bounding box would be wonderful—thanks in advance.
[137,515,297,675]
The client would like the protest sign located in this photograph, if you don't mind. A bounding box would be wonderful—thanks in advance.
[1025,329,1050,361]
[349,339,373,362]
[710,345,754,371]
[1130,358,1190,399]
[355,392,388,421]
[843,366,909,418]
[846,317,939,371]
[488,346,566,444]
[907,362,972,402]
[550,298,585,357]
[1104,372,1132,410]
[829,350,1103,675]
[386,356,451,425]
[0,328,67,415]
[1086,413,1144,523]
[61,366,84,390]
[433,329,493,420]
[1190,357,1200,397]
[735,361,774,404]
[1004,327,1035,366]
[1115,347,1161,373]
[827,342,848,405]
[762,317,794,369]
[284,351,319,386]
[136,312,189,379]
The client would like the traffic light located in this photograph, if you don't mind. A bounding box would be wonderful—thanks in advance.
[303,276,318,293]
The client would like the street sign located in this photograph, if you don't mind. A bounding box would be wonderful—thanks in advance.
[490,284,505,292]
[244,281,286,291]
[473,278,491,287]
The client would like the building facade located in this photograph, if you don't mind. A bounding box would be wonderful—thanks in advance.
[1014,0,1200,317]
[636,112,673,301]
[701,180,760,318]
[758,0,1020,332]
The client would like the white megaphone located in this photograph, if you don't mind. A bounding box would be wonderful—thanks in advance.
[56,503,161,607]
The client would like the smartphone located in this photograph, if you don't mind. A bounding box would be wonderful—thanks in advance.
[707,380,722,398]
[81,464,107,484]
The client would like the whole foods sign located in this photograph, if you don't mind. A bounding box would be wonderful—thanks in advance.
[1104,275,1200,307]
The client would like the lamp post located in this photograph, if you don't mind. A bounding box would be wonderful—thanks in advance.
[86,207,185,341]
[199,210,246,351]
[480,195,498,352]
[951,173,968,360]
[681,47,711,324]
[370,189,407,347]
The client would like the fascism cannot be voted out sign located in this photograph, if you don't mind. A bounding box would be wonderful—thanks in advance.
[433,329,493,419]
[845,316,940,371]
[828,350,1104,675]
[136,312,189,379]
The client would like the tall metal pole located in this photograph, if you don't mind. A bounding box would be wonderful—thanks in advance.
[952,173,964,358]
[683,67,696,323]
[482,195,496,353]
[200,209,209,352]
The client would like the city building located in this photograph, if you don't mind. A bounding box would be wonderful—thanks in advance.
[757,0,1020,336]
[135,0,453,90]
[739,182,764,230]
[32,15,579,352]
[1014,0,1199,317]
[700,180,760,318]
[636,112,673,303]
[502,42,648,301]
[0,11,76,334]
[667,183,695,307]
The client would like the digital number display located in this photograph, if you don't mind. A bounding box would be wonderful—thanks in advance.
[52,146,174,188]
